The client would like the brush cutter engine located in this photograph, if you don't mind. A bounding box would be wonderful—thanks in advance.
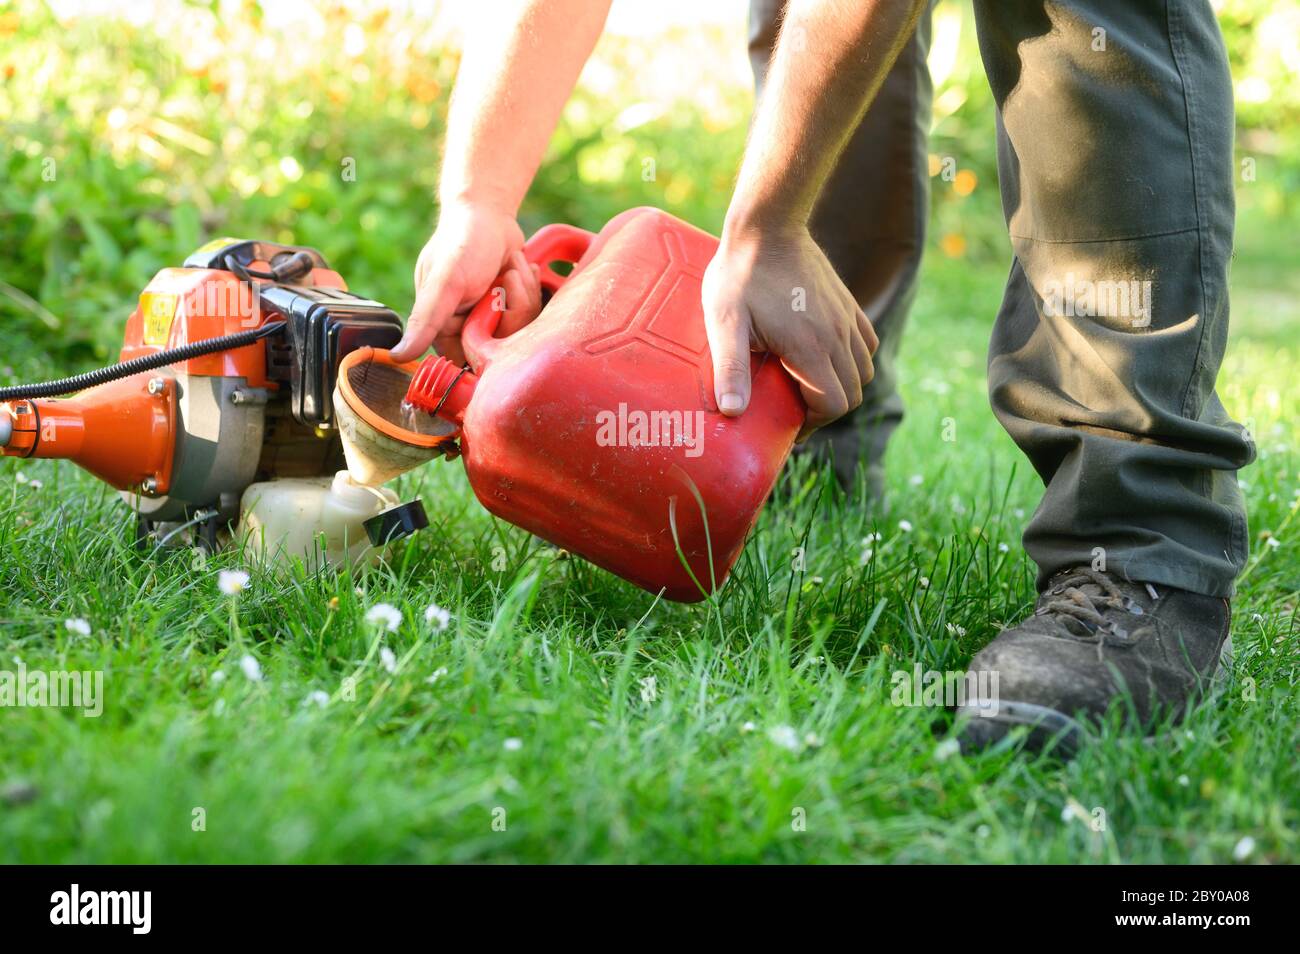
[0,238,413,550]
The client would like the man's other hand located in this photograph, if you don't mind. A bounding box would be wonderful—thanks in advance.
[701,224,878,440]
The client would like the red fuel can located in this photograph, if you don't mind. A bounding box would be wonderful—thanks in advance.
[408,207,805,602]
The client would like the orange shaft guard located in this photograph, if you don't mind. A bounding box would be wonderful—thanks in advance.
[1,372,176,495]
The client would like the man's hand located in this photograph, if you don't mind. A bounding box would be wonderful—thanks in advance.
[391,201,526,364]
[701,0,924,437]
[702,225,878,440]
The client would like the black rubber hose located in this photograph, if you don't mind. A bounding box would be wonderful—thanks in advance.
[0,321,287,401]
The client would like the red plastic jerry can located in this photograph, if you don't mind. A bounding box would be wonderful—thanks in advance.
[408,207,805,602]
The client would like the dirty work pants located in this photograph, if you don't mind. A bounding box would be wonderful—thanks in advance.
[749,0,1251,598]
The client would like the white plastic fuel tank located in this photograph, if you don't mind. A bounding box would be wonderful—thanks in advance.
[238,470,399,568]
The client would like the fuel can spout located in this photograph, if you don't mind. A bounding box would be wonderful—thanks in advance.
[405,356,477,425]
[0,372,176,495]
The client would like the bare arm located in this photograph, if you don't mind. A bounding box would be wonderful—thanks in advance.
[439,0,611,214]
[391,0,613,362]
[704,0,927,436]
[729,0,926,232]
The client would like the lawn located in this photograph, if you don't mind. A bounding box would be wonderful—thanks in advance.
[0,204,1294,865]
[2,0,1297,864]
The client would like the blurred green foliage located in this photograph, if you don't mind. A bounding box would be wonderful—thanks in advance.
[0,0,1295,370]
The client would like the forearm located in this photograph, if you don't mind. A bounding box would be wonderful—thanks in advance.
[725,0,927,235]
[438,0,612,214]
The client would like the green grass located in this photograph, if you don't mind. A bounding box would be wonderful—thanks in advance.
[0,214,1295,865]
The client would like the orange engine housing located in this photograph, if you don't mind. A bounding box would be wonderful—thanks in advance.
[1,239,404,535]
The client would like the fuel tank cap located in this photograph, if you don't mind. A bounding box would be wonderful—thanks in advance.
[364,499,430,546]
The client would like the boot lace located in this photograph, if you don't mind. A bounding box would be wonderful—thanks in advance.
[1038,567,1154,635]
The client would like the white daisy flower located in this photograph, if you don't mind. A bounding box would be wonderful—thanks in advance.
[424,603,451,630]
[210,670,226,685]
[64,618,91,637]
[503,737,523,752]
[239,654,262,682]
[740,721,757,733]
[898,520,914,533]
[933,738,960,762]
[365,603,402,633]
[1232,836,1256,861]
[379,646,398,673]
[218,569,250,595]
[768,725,802,751]
[305,690,330,708]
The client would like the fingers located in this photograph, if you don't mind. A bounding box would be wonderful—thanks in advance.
[413,240,436,294]
[822,271,875,418]
[853,308,877,388]
[830,328,863,412]
[392,259,464,363]
[791,280,867,439]
[433,330,467,367]
[857,308,879,356]
[704,299,754,416]
[498,269,531,336]
[498,250,544,337]
[849,327,873,396]
[789,355,850,442]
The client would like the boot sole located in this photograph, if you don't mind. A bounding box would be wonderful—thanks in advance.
[956,701,1084,757]
[955,635,1235,758]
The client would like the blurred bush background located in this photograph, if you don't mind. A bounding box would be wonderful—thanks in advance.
[1,0,1296,369]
